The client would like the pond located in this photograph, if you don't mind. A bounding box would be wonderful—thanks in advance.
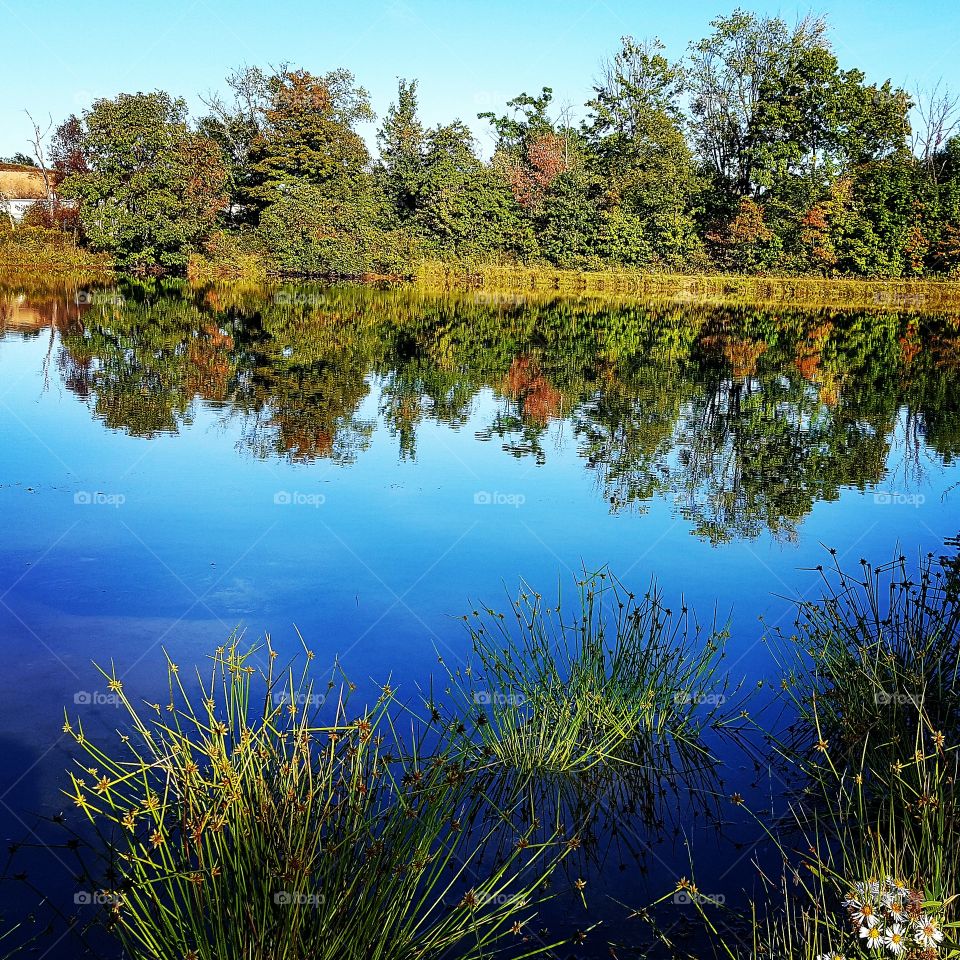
[1,278,959,957]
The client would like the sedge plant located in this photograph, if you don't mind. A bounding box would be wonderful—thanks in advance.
[62,636,570,960]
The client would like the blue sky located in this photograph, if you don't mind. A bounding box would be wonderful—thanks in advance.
[1,0,958,161]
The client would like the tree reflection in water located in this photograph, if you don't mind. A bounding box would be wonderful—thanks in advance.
[4,278,959,542]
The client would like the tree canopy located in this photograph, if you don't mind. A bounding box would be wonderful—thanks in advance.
[20,17,960,279]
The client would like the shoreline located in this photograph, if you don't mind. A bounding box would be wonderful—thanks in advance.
[4,257,960,312]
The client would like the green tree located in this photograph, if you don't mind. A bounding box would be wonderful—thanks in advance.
[58,92,228,270]
[585,37,703,266]
[376,78,427,222]
[245,69,373,213]
[415,122,535,257]
[258,180,405,276]
[198,65,272,220]
[687,11,831,205]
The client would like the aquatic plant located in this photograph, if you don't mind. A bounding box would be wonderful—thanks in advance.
[440,570,728,774]
[774,552,960,765]
[62,638,569,960]
[666,551,960,960]
[757,551,960,893]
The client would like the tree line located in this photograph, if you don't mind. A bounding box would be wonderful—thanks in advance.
[11,9,960,278]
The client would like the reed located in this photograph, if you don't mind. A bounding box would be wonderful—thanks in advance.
[62,637,569,960]
[666,551,960,960]
[439,570,728,774]
[415,260,960,312]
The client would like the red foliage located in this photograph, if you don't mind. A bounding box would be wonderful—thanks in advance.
[504,356,563,425]
[504,133,569,210]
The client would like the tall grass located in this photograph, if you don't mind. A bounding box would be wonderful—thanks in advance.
[768,552,960,817]
[668,714,960,960]
[415,260,960,312]
[63,637,570,960]
[439,571,728,774]
[665,551,960,960]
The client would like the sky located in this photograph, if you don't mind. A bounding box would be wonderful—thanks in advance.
[1,0,959,161]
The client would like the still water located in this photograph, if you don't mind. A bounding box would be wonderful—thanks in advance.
[1,278,959,956]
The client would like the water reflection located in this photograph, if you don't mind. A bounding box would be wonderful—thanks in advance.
[3,278,959,542]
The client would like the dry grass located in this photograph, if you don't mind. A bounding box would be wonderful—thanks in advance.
[416,260,960,312]
[0,165,48,200]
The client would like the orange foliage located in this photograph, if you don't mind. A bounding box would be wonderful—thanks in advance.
[723,338,767,378]
[274,422,334,461]
[727,198,772,246]
[504,356,563,425]
[801,206,829,231]
[899,321,921,365]
[504,133,569,210]
[185,324,234,401]
[794,321,834,382]
[903,225,930,276]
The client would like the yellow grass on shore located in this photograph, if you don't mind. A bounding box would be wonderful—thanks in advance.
[416,261,960,312]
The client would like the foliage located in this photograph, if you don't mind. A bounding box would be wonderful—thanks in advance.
[441,570,727,773]
[244,69,373,214]
[17,18,960,278]
[58,93,228,271]
[63,640,569,960]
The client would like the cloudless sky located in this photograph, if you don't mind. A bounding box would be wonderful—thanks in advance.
[1,0,958,161]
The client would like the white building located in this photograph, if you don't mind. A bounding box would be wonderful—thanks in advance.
[0,163,60,223]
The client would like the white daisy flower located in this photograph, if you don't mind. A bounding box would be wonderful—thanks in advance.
[816,952,845,960]
[850,900,881,928]
[916,915,944,950]
[861,925,884,950]
[884,877,910,899]
[882,894,907,920]
[883,924,908,955]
